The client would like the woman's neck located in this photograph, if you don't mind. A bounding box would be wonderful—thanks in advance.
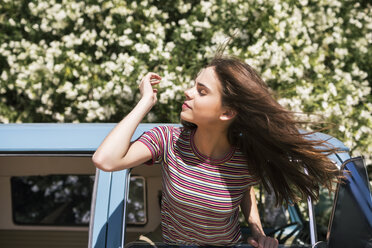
[193,126,232,160]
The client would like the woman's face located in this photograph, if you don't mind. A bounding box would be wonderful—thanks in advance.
[181,67,227,127]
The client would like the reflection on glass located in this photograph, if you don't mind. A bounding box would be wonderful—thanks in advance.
[11,175,95,226]
[127,176,146,225]
[240,185,309,245]
[11,174,147,226]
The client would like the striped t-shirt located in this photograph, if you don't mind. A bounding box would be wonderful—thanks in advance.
[138,125,258,246]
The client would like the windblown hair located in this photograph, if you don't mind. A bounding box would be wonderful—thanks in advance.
[183,55,342,205]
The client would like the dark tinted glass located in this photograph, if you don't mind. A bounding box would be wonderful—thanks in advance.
[328,157,372,247]
[241,185,309,245]
[11,175,94,225]
[127,176,147,225]
[11,175,147,226]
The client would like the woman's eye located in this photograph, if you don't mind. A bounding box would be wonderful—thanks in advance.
[198,89,207,95]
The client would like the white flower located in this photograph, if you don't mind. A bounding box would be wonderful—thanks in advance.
[144,6,160,18]
[124,28,133,35]
[180,31,195,41]
[162,52,171,59]
[55,9,67,22]
[95,50,103,59]
[1,71,8,81]
[145,33,157,42]
[53,112,65,122]
[122,84,133,101]
[86,110,96,122]
[200,0,213,16]
[296,85,313,100]
[159,88,175,104]
[124,64,134,75]
[178,3,192,14]
[54,64,64,73]
[135,43,150,53]
[0,116,9,124]
[328,83,337,96]
[192,19,211,32]
[165,42,175,52]
[178,19,187,26]
[335,48,348,59]
[212,31,228,45]
[15,79,27,89]
[346,95,358,106]
[41,93,50,105]
[85,5,101,19]
[118,35,134,47]
[9,18,16,26]
[146,112,157,122]
[262,68,274,81]
[76,83,89,93]
[273,3,282,12]
[32,82,42,91]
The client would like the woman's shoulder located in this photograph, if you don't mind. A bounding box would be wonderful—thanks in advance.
[157,125,194,144]
[230,146,248,163]
[150,124,180,132]
[147,125,186,138]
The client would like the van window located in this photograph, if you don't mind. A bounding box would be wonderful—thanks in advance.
[11,175,147,226]
[11,175,95,226]
[127,176,147,225]
[239,185,304,245]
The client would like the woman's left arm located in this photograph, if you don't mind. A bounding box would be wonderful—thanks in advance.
[240,187,278,248]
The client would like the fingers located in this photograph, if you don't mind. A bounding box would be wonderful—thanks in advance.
[141,72,161,86]
[139,72,161,89]
[149,73,162,81]
[257,236,278,248]
[247,237,259,247]
[138,72,162,104]
[248,236,278,248]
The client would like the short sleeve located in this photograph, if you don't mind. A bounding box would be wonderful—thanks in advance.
[247,177,261,187]
[136,126,169,165]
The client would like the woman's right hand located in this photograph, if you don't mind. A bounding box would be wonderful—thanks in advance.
[138,72,162,107]
[93,72,162,172]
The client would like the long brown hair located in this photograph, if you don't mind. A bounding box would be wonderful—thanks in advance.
[183,55,342,205]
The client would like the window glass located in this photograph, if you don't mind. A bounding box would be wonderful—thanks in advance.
[240,185,308,245]
[11,175,94,226]
[127,176,147,225]
[11,174,147,226]
[314,165,371,241]
[314,187,335,240]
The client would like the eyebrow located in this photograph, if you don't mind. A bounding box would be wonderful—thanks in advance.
[196,82,210,91]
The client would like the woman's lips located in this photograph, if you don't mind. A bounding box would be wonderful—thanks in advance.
[182,102,191,109]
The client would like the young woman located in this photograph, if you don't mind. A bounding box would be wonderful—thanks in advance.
[92,55,340,247]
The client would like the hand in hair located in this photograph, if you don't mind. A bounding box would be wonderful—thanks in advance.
[138,72,162,107]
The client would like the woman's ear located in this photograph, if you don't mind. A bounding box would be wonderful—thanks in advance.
[220,108,237,121]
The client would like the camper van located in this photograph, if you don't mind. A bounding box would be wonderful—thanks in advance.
[0,123,371,248]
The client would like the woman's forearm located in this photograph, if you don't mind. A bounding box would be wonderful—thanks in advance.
[92,72,161,171]
[241,187,265,238]
[92,98,153,171]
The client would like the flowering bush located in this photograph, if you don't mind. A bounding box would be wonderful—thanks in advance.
[0,0,371,164]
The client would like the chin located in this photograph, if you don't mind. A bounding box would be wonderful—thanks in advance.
[180,114,196,127]
[180,112,190,121]
[180,119,197,129]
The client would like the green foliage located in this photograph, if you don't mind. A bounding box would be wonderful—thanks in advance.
[0,0,371,164]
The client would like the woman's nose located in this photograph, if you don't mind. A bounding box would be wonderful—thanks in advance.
[184,88,192,99]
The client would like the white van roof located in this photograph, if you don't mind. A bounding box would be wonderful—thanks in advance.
[0,123,348,157]
[0,123,161,153]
